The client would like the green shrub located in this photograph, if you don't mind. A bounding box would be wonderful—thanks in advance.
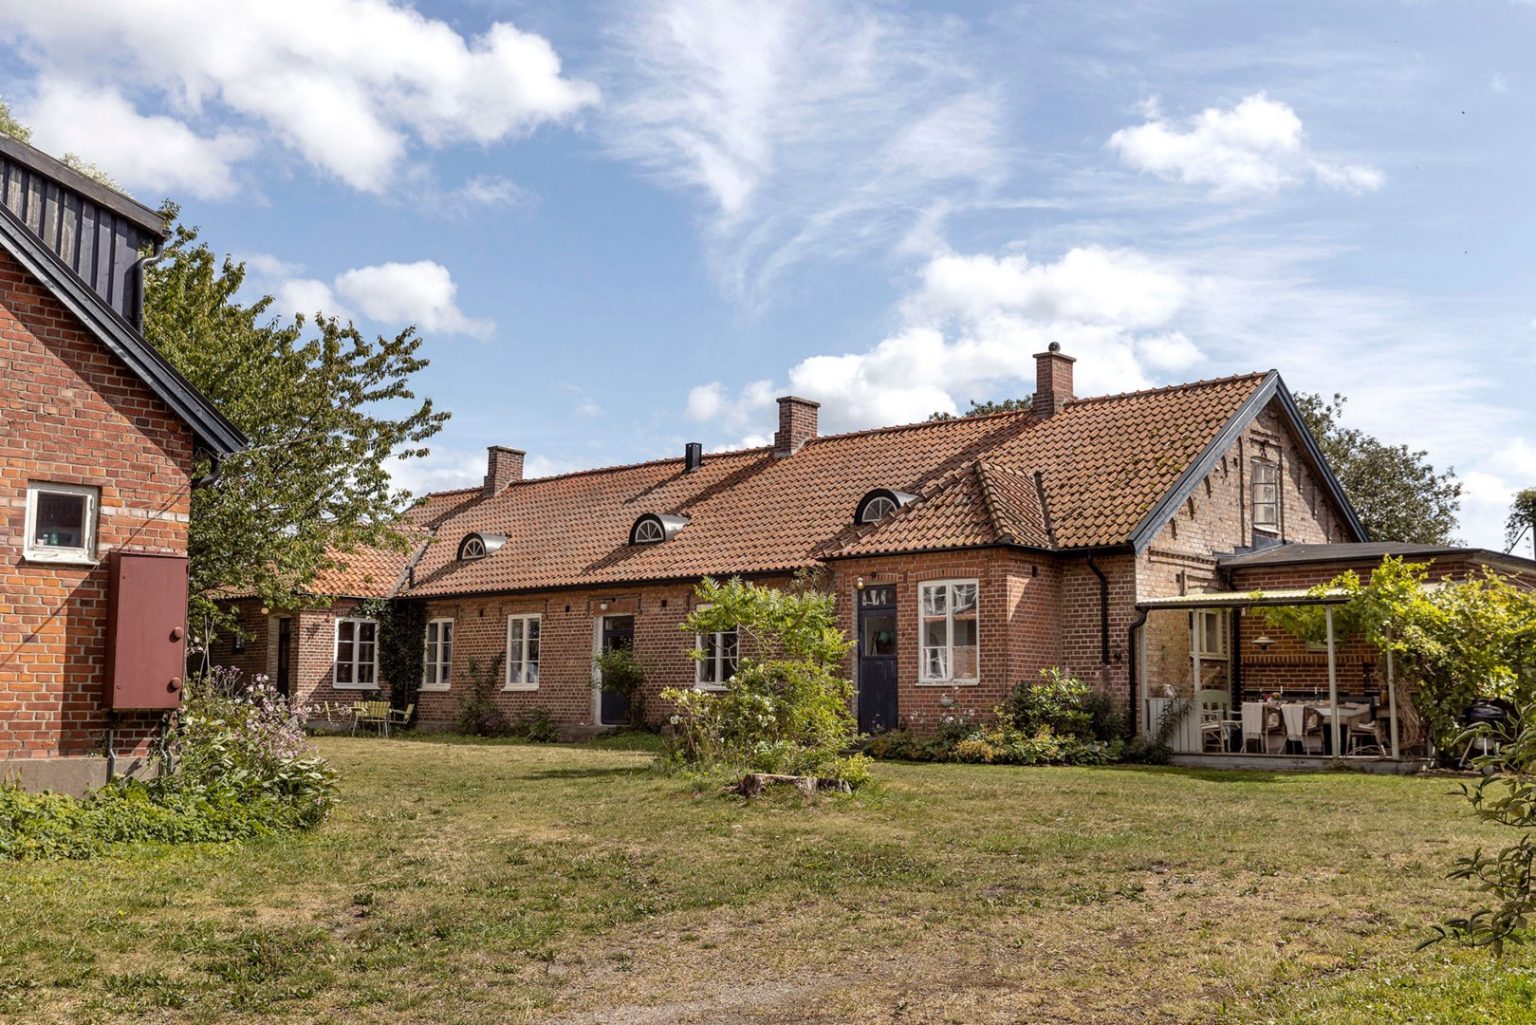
[508,706,560,743]
[0,667,335,861]
[663,575,868,788]
[457,655,508,736]
[594,646,648,728]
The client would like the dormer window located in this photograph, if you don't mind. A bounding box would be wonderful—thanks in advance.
[630,513,690,545]
[457,532,507,561]
[854,488,917,525]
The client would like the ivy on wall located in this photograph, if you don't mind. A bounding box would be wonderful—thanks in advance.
[358,598,426,721]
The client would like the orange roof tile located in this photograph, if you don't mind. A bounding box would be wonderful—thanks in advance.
[401,371,1272,597]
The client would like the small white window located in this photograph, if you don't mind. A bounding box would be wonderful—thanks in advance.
[506,614,541,690]
[860,495,898,524]
[460,536,486,560]
[23,482,98,564]
[695,612,738,691]
[422,619,454,690]
[334,618,379,689]
[1196,609,1228,659]
[919,580,980,684]
[1252,460,1279,531]
[633,519,665,544]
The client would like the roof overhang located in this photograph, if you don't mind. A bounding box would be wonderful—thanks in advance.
[1137,587,1353,610]
[0,203,246,456]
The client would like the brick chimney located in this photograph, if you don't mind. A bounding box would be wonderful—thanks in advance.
[1032,342,1076,418]
[484,446,525,496]
[773,396,820,457]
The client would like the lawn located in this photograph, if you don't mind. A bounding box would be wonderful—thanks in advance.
[3,738,1534,1024]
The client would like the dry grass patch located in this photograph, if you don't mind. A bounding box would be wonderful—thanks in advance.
[1,737,1533,1023]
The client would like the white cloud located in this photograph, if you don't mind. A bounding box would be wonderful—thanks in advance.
[333,262,493,338]
[0,0,598,195]
[1459,439,1536,550]
[1108,93,1383,196]
[684,244,1203,435]
[255,259,490,337]
[21,78,255,198]
[602,0,1007,299]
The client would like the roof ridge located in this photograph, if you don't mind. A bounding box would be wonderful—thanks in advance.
[804,407,1033,446]
[1065,371,1272,408]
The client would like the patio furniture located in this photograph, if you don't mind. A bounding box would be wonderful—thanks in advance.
[1347,717,1387,756]
[1280,703,1325,755]
[1196,690,1238,753]
[352,700,391,736]
[386,703,415,732]
[1313,703,1370,755]
[1241,702,1285,754]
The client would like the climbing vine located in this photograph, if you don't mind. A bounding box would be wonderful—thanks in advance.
[357,598,426,720]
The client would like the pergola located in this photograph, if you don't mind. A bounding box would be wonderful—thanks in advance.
[1132,587,1402,761]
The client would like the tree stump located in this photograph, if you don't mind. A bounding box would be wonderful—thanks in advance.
[733,773,852,797]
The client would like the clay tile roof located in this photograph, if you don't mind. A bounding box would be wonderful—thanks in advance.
[400,371,1271,597]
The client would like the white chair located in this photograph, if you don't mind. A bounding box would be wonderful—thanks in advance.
[1196,690,1235,753]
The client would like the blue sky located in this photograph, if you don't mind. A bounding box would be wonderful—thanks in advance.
[0,0,1531,547]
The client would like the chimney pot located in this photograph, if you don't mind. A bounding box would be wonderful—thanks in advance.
[484,446,525,496]
[1032,344,1076,419]
[773,396,820,456]
[684,442,704,473]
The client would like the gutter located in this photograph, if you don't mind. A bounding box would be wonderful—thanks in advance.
[1086,555,1110,665]
[1126,606,1149,738]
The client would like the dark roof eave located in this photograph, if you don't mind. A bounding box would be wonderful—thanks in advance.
[0,204,246,456]
[0,134,168,237]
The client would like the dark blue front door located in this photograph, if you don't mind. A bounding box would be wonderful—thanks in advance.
[599,615,634,726]
[857,586,898,734]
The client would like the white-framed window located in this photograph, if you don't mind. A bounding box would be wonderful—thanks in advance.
[334,617,379,689]
[505,614,541,690]
[1195,609,1228,659]
[860,495,897,524]
[422,618,454,690]
[695,620,739,691]
[918,580,980,684]
[23,482,99,564]
[460,536,486,560]
[633,519,665,544]
[1251,459,1279,531]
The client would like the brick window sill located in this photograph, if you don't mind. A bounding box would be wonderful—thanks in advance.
[916,679,980,687]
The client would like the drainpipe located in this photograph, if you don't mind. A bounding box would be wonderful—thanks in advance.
[1126,607,1149,738]
[1086,556,1111,665]
[132,236,171,331]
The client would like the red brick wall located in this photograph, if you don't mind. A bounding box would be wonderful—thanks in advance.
[0,248,194,761]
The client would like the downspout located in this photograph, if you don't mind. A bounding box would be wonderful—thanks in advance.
[1126,607,1149,738]
[132,236,170,332]
[1086,555,1110,665]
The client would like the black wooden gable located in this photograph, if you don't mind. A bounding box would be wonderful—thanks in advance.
[0,134,165,328]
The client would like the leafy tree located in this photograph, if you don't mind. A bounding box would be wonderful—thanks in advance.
[927,397,1031,422]
[1428,711,1536,955]
[143,212,447,626]
[1294,392,1461,544]
[0,98,31,143]
[664,575,869,787]
[1507,488,1536,558]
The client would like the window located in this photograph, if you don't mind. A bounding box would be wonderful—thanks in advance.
[422,619,454,690]
[1195,609,1227,659]
[860,495,897,524]
[919,580,980,683]
[1251,459,1279,531]
[23,482,98,563]
[460,536,486,560]
[632,519,665,544]
[505,614,541,689]
[696,625,738,690]
[334,618,379,689]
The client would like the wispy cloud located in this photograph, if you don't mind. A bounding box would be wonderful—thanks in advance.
[600,0,1009,301]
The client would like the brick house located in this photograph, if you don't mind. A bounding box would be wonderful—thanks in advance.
[232,343,1475,757]
[1,136,245,792]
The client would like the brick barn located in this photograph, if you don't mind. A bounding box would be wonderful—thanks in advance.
[1,136,244,792]
[224,342,1497,766]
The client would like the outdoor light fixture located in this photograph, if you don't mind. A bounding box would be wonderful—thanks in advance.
[855,576,865,590]
[1254,634,1275,651]
[599,601,609,612]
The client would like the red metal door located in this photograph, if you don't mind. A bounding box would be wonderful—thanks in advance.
[105,551,188,710]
